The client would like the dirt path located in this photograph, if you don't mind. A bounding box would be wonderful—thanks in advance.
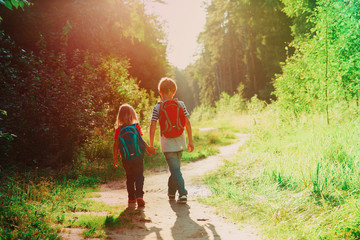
[61,133,260,240]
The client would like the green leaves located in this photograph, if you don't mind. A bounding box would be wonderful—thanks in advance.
[0,0,166,168]
[11,0,19,9]
[275,0,360,115]
[0,109,6,116]
[0,0,12,10]
[0,28,157,168]
[0,0,28,10]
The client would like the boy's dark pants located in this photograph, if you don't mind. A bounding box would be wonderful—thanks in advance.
[122,160,144,200]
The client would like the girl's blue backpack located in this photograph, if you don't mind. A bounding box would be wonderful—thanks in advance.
[118,124,146,163]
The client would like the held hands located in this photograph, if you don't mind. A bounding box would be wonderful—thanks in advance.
[113,158,119,168]
[145,145,157,156]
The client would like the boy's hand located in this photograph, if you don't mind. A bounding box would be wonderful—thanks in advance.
[145,145,157,156]
[187,142,194,152]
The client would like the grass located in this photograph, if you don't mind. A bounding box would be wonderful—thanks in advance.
[82,227,106,238]
[0,118,236,239]
[200,106,360,239]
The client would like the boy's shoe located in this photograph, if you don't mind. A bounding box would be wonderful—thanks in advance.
[128,199,137,204]
[137,197,145,207]
[178,195,187,204]
[168,194,176,201]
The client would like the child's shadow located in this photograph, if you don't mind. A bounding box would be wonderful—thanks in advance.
[169,202,221,240]
[105,205,162,240]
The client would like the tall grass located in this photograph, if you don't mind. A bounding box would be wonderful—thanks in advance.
[201,101,360,239]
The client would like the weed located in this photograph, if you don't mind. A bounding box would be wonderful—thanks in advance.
[82,227,106,238]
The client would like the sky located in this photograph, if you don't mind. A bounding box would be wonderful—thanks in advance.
[145,0,207,69]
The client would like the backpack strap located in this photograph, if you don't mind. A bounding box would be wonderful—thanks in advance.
[132,131,140,156]
[159,101,178,135]
[159,102,171,135]
[175,103,180,130]
[119,136,130,158]
[176,104,184,131]
[132,124,145,155]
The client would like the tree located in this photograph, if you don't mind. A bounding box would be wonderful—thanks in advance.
[0,0,168,92]
[274,0,360,115]
[0,0,166,168]
[189,0,292,105]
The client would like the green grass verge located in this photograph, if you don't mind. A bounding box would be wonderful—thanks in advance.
[201,109,360,239]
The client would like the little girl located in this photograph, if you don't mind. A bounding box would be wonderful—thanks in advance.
[113,103,155,207]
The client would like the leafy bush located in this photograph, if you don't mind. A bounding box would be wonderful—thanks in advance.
[215,92,246,115]
[0,31,155,168]
[190,104,216,122]
[191,91,246,122]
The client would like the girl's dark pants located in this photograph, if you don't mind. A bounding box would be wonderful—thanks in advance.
[122,159,144,200]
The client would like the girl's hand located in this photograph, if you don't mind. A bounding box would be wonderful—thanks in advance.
[113,159,119,167]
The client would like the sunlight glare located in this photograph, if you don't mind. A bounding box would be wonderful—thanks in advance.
[145,0,206,69]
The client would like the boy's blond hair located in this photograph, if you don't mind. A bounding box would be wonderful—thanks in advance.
[158,77,177,95]
[115,104,139,128]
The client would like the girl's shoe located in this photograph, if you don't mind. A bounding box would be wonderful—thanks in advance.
[128,199,137,204]
[168,194,176,201]
[137,197,145,207]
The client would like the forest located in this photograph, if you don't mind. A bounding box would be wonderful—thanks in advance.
[1,0,360,239]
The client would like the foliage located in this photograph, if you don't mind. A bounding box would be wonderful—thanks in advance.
[0,170,79,239]
[0,151,126,239]
[0,30,154,168]
[0,0,170,168]
[0,0,168,92]
[191,90,247,123]
[202,105,360,239]
[274,0,360,115]
[281,0,317,40]
[187,0,292,104]
[190,103,216,123]
[0,110,15,140]
[215,91,246,115]
[0,0,29,11]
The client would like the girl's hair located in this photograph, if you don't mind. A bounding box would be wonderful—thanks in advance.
[115,104,139,128]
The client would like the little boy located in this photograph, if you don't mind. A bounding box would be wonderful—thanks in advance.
[149,77,194,204]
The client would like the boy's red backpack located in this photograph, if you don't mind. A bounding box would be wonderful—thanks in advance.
[158,99,186,138]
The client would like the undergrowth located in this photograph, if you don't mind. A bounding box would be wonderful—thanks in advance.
[201,102,360,239]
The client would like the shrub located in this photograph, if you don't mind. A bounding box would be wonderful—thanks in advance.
[0,31,154,169]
